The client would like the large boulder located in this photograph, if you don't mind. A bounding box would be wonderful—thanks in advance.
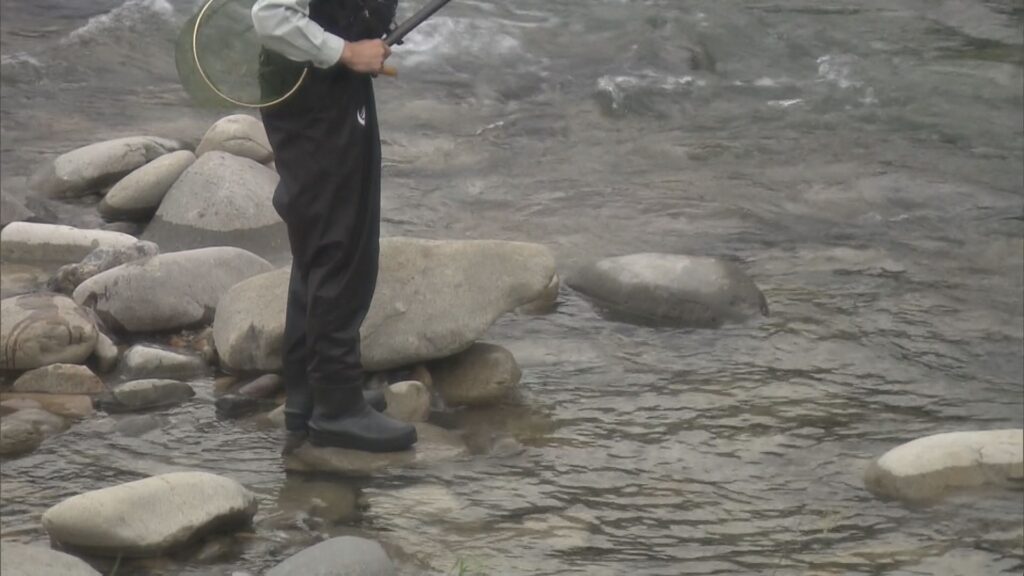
[0,542,101,576]
[0,293,97,370]
[266,537,395,576]
[73,247,273,333]
[29,136,183,198]
[214,238,556,372]
[48,241,160,294]
[568,253,769,327]
[120,345,207,381]
[41,471,258,557]
[864,430,1024,502]
[12,363,105,395]
[0,222,138,264]
[431,343,521,407]
[142,152,288,263]
[195,115,273,163]
[98,150,196,221]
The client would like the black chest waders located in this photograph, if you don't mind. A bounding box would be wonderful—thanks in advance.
[259,0,416,452]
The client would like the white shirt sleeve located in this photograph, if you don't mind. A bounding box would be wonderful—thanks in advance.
[251,0,346,69]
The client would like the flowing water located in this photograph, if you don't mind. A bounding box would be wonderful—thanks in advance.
[1,0,1023,574]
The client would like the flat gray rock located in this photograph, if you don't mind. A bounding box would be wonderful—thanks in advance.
[12,363,105,395]
[142,152,288,263]
[284,423,466,476]
[99,150,196,221]
[214,238,557,372]
[73,247,273,333]
[29,136,183,199]
[49,241,160,294]
[42,471,258,557]
[569,253,768,327]
[0,542,101,576]
[431,343,521,407]
[864,429,1024,502]
[101,379,196,412]
[120,345,207,381]
[1,222,138,265]
[0,293,98,370]
[266,537,395,576]
[195,115,273,163]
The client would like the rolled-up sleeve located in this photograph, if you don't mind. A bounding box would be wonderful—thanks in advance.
[251,0,346,68]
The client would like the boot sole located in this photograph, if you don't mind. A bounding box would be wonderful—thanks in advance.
[307,426,417,453]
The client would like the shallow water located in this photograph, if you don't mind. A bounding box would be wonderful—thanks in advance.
[1,0,1023,574]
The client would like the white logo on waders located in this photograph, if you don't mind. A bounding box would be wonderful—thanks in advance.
[357,106,366,127]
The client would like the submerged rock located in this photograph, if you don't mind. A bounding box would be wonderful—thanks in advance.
[214,238,557,372]
[284,423,467,476]
[195,115,273,163]
[48,241,160,294]
[0,192,35,228]
[142,152,288,262]
[0,392,94,419]
[238,374,283,398]
[0,418,44,456]
[569,253,768,327]
[431,343,521,407]
[864,429,1024,502]
[0,293,98,370]
[99,150,196,221]
[41,471,258,557]
[29,136,183,199]
[6,407,67,437]
[120,345,207,381]
[99,379,196,412]
[12,363,105,395]
[266,536,395,576]
[0,222,138,265]
[215,394,276,419]
[0,542,101,576]
[73,247,273,333]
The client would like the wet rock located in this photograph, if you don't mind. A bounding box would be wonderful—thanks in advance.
[864,429,1024,502]
[569,253,769,327]
[93,332,119,373]
[99,150,196,221]
[0,392,94,418]
[0,222,138,264]
[42,471,258,557]
[238,374,283,398]
[0,397,43,412]
[99,379,196,412]
[265,536,395,576]
[0,262,50,299]
[384,380,431,423]
[284,423,467,476]
[0,542,102,576]
[0,293,98,370]
[214,238,557,372]
[114,414,166,437]
[73,247,273,333]
[431,343,521,407]
[275,476,360,524]
[1,192,34,228]
[142,152,288,262]
[215,394,276,419]
[12,363,105,395]
[195,115,273,163]
[121,345,207,381]
[29,136,183,199]
[48,241,160,294]
[6,407,68,436]
[100,221,144,235]
[0,418,44,456]
[266,404,286,428]
[518,272,561,315]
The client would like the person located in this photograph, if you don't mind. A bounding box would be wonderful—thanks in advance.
[251,0,417,453]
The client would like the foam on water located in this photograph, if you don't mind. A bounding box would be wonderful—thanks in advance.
[62,0,176,45]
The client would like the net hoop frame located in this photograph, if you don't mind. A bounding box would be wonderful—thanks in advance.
[191,0,308,108]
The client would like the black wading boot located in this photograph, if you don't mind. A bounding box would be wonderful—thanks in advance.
[308,385,417,452]
[281,382,387,456]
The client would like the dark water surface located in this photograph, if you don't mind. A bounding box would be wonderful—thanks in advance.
[1,1,1022,574]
